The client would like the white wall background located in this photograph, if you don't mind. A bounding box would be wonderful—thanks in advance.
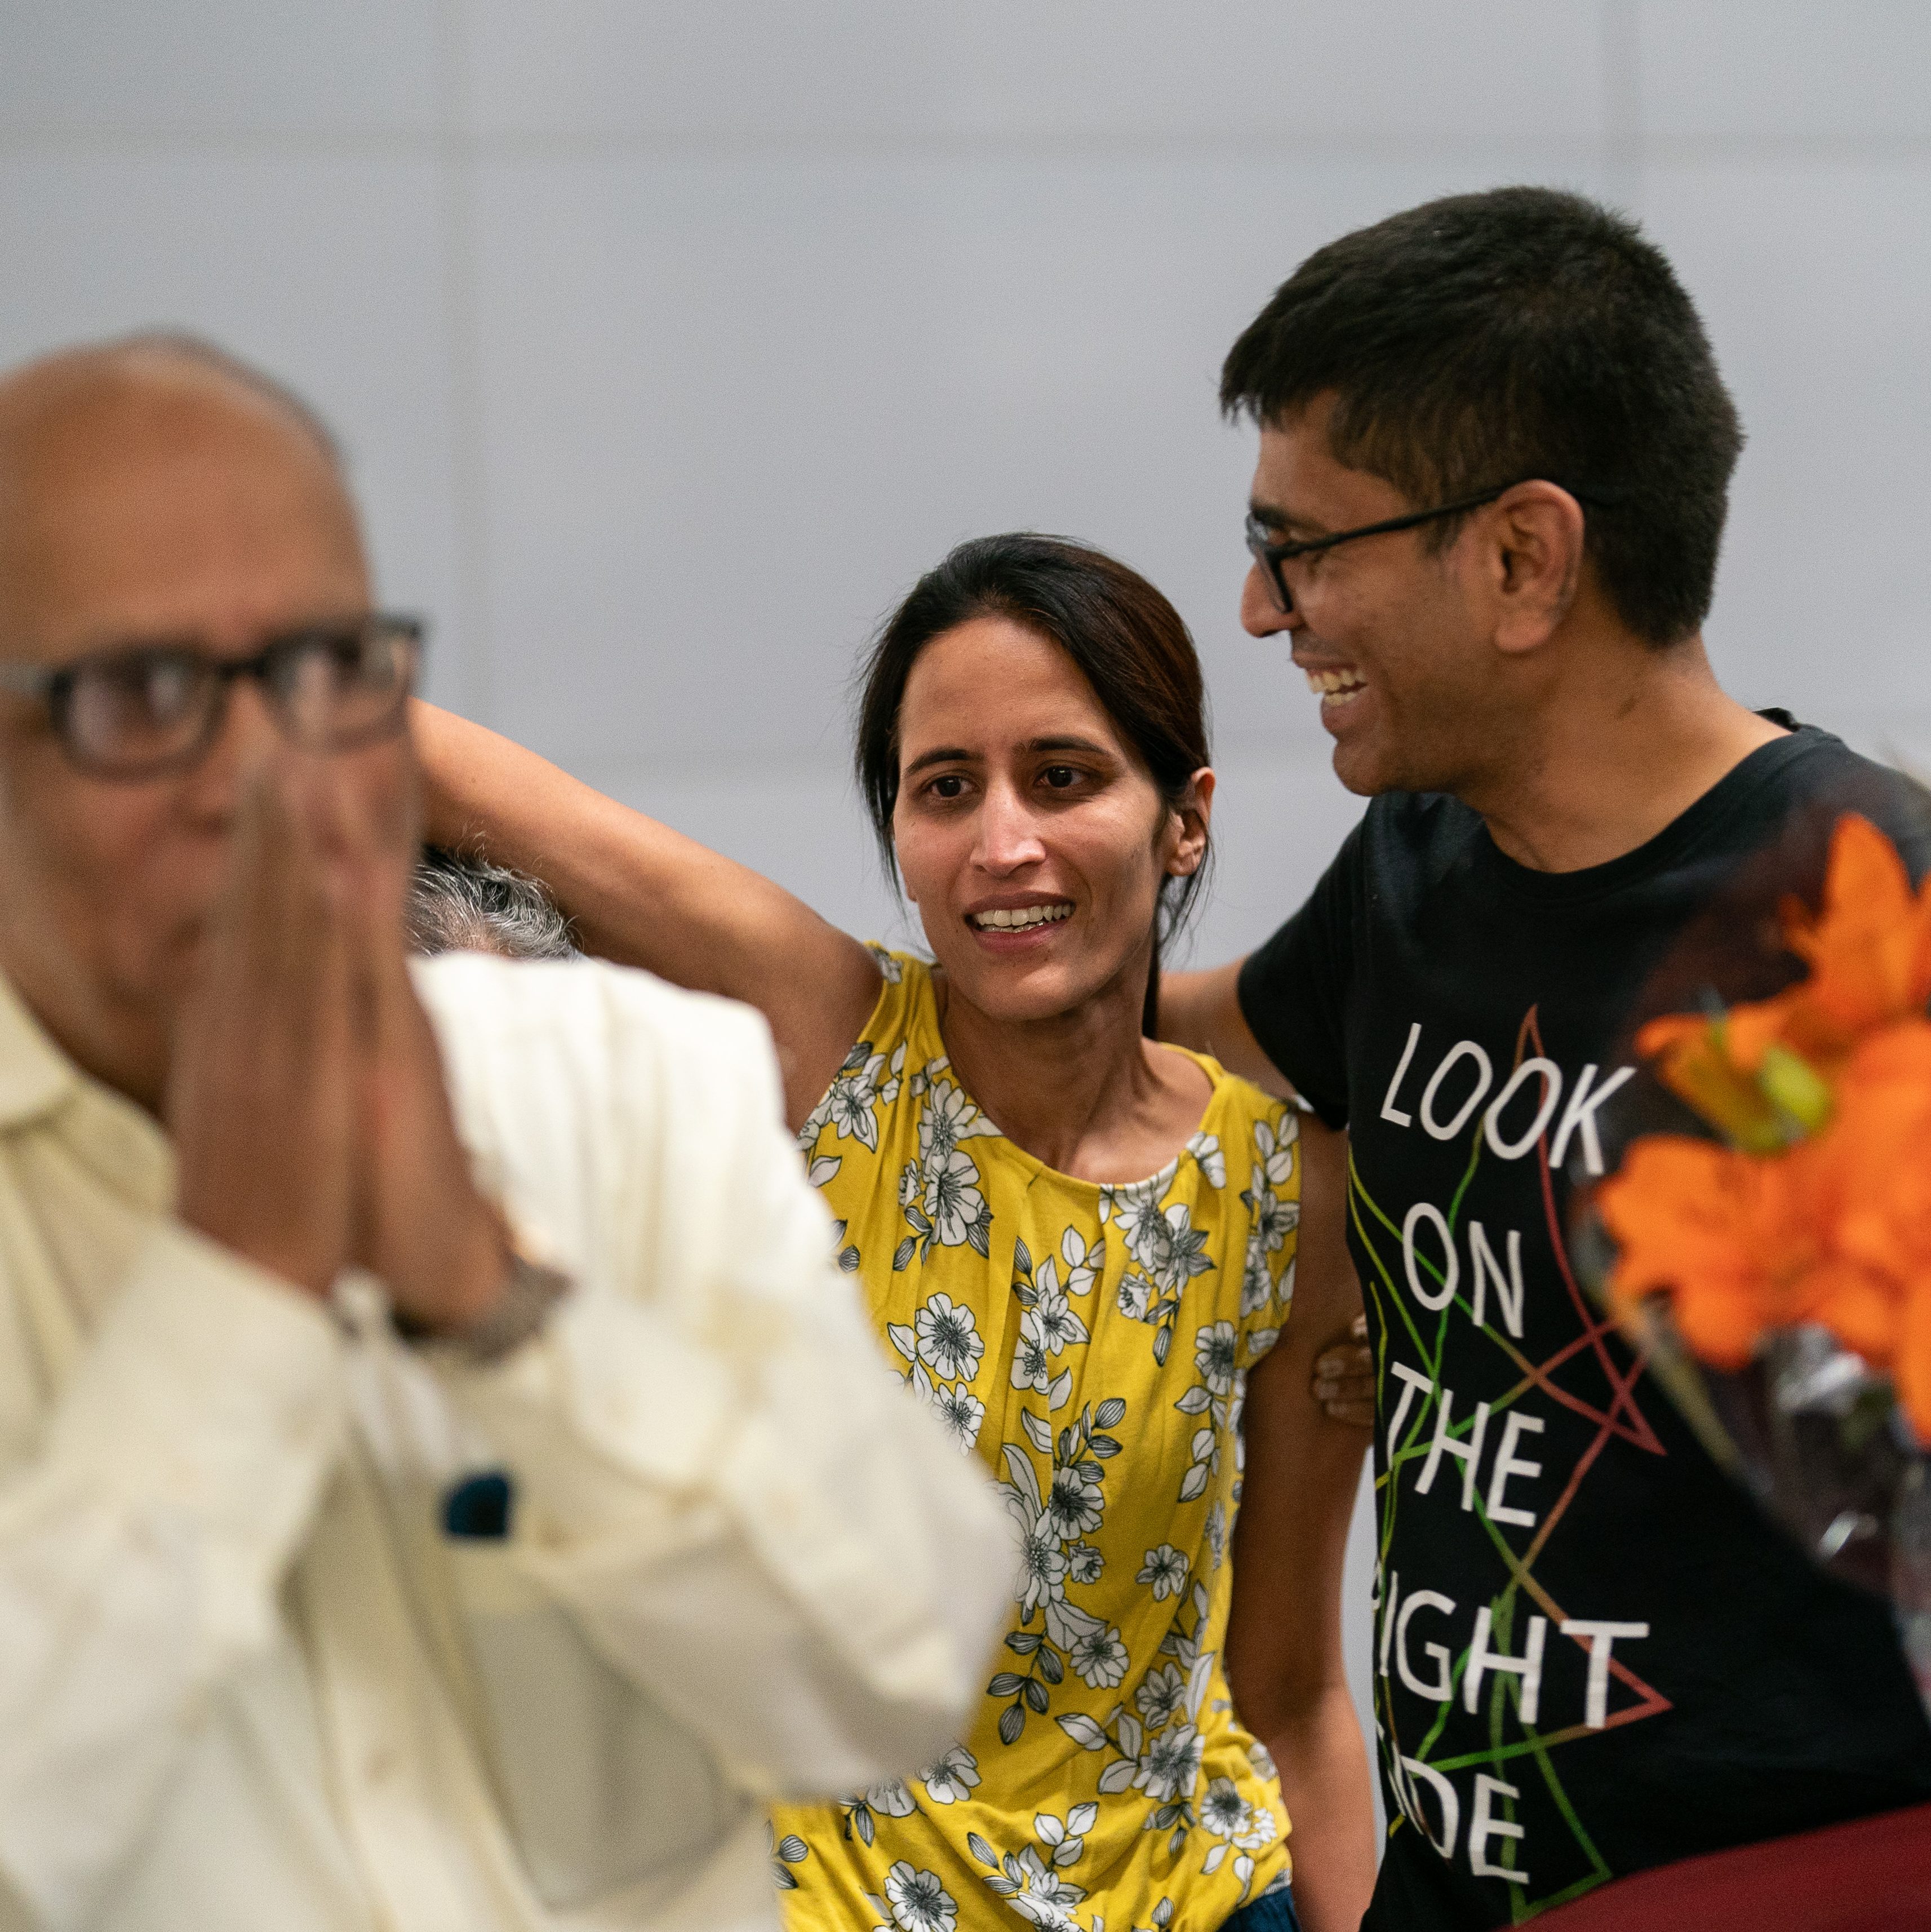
[5,0,1928,1838]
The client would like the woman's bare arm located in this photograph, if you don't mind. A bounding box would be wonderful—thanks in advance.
[1225,1117,1377,1932]
[411,702,881,1130]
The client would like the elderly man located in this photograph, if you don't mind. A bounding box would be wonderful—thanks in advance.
[0,335,1010,1932]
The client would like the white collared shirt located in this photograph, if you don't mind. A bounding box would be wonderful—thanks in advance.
[0,951,1011,1932]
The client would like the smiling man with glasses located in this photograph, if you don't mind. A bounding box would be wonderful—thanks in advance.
[0,334,1010,1931]
[1165,188,1931,1926]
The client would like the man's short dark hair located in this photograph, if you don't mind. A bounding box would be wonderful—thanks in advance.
[1221,185,1744,648]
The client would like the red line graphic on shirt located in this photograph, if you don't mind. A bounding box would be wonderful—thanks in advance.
[1356,1005,1671,1919]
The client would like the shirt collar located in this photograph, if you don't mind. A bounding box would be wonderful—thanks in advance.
[0,971,175,1211]
[0,971,81,1130]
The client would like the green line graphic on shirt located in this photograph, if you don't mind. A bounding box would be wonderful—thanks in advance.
[1349,1107,1669,1924]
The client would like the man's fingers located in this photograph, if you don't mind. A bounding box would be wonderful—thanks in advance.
[1320,1395,1376,1429]
[1311,1331,1375,1425]
[1312,1340,1374,1379]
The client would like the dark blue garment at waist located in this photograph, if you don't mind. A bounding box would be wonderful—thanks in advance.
[1222,1884,1301,1932]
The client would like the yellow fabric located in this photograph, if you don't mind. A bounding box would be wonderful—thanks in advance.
[774,951,1302,1932]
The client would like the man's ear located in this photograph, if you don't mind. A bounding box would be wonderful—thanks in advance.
[1480,481,1588,657]
[1165,766,1215,879]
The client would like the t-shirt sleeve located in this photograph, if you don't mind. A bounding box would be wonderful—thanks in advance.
[1849,766,1931,884]
[1235,823,1362,1131]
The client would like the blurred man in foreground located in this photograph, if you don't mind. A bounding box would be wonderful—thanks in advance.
[0,334,1010,1931]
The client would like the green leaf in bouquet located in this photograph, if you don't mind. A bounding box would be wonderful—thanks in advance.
[1757,1042,1834,1137]
[1651,1013,1788,1153]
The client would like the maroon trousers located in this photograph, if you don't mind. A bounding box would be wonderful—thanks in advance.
[1532,1804,1931,1932]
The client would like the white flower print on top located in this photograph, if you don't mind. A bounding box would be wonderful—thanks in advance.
[983,1844,1086,1927]
[1138,1544,1189,1600]
[932,1382,986,1453]
[1135,1661,1187,1730]
[1100,1180,1214,1366]
[1200,1776,1251,1840]
[840,1776,917,1849]
[890,1068,998,1269]
[769,1820,810,1890]
[1142,1203,1213,1296]
[1030,1260,1090,1355]
[1186,1131,1227,1188]
[1044,1465,1104,1539]
[922,1146,988,1248]
[1239,1231,1275,1317]
[915,1292,984,1381]
[797,1036,906,1159]
[1235,1805,1280,1852]
[1017,1519,1067,1617]
[1009,1310,1052,1395]
[1068,1624,1130,1689]
[1249,1181,1298,1259]
[885,1860,957,1932]
[1195,1320,1238,1396]
[917,1077,998,1169]
[1237,1114,1300,1317]
[920,1745,981,1806]
[1065,1540,1104,1585]
[1108,1186,1171,1275]
[1206,1498,1228,1570]
[1172,1324,1245,1503]
[884,1294,988,1454]
[864,1778,917,1817]
[1134,1722,1204,1802]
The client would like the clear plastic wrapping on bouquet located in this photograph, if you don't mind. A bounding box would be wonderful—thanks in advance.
[1610,1283,1931,1714]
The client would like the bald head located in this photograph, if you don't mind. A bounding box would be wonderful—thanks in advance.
[0,336,406,1111]
[0,335,366,662]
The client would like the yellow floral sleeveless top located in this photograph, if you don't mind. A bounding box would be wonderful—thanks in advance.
[771,950,1301,1932]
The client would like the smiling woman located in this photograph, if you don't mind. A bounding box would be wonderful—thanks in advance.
[854,534,1213,1051]
[410,533,1375,1932]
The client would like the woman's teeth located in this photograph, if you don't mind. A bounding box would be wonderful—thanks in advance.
[1306,667,1366,704]
[971,904,1073,931]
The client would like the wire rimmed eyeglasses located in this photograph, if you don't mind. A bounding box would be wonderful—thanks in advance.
[1244,479,1625,614]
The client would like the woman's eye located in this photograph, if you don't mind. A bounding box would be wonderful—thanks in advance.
[929,774,967,800]
[1041,765,1080,790]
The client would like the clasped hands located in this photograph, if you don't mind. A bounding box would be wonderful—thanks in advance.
[168,754,509,1335]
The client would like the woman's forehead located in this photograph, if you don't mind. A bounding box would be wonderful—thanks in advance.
[898,615,1119,755]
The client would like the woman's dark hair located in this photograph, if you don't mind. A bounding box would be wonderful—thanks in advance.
[855,533,1210,1038]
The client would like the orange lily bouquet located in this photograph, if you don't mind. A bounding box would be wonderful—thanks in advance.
[1588,812,1931,1704]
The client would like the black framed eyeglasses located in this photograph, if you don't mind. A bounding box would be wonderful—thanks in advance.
[1244,479,1623,614]
[0,613,425,779]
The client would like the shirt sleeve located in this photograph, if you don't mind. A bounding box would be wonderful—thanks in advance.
[433,971,1013,1804]
[0,1225,345,1929]
[1236,822,1364,1130]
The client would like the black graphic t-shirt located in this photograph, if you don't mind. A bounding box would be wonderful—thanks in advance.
[1238,723,1931,1927]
